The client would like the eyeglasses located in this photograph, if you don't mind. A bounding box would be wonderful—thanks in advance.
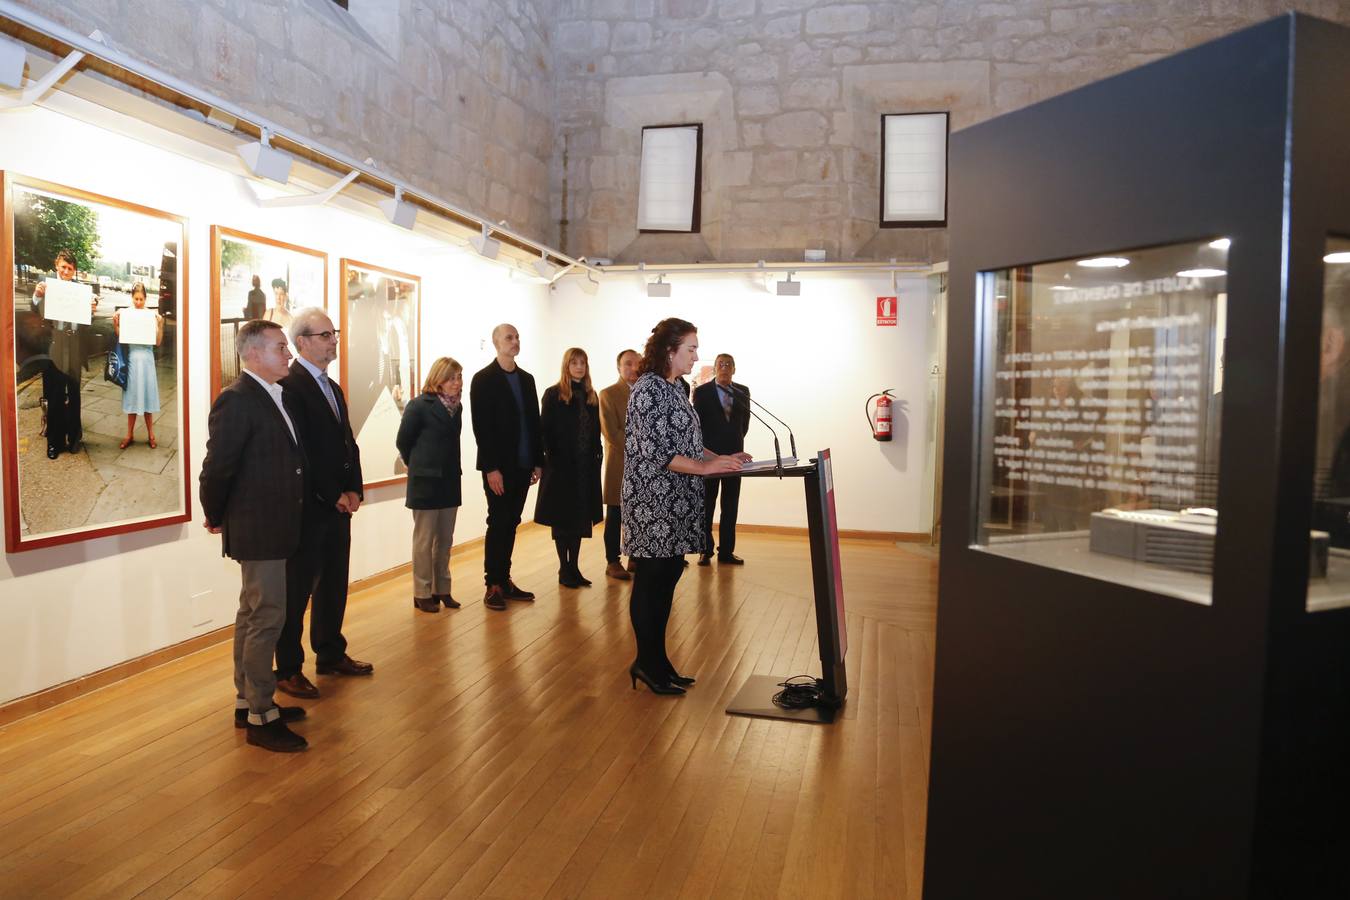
[299,329,340,340]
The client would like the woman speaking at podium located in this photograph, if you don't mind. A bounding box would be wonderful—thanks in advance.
[621,318,748,695]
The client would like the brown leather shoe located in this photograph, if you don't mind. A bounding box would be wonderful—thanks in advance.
[413,596,440,613]
[275,673,320,699]
[606,562,632,581]
[504,580,535,601]
[317,655,374,676]
[484,585,507,610]
[435,593,461,609]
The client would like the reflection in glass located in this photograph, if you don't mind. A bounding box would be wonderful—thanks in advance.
[974,240,1228,604]
[8,179,187,548]
[1309,237,1350,612]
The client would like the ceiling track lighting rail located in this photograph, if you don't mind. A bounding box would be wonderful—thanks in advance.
[0,3,589,275]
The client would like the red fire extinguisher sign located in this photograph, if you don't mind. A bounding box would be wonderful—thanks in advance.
[876,296,897,326]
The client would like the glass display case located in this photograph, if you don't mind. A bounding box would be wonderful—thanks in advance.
[974,240,1228,603]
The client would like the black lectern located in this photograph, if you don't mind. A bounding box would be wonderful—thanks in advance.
[723,449,848,724]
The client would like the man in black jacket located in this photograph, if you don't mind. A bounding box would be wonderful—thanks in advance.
[469,323,543,610]
[274,308,372,699]
[200,320,309,752]
[693,353,751,565]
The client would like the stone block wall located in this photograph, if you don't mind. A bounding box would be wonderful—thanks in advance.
[10,0,557,245]
[552,0,1350,264]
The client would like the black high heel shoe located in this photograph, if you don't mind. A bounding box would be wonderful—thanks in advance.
[667,671,696,686]
[572,565,592,587]
[629,664,685,695]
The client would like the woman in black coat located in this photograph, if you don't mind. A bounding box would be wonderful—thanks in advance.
[396,356,464,613]
[534,347,603,588]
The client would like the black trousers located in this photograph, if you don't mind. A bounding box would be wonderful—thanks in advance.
[629,556,685,677]
[277,508,351,678]
[604,504,623,563]
[483,467,531,586]
[702,475,742,558]
[42,365,81,452]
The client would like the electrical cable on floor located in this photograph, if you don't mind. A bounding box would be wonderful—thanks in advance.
[772,675,826,709]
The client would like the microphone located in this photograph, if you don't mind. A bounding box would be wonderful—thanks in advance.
[718,383,783,477]
[729,383,797,461]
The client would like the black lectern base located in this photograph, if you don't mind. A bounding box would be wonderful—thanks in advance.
[725,675,839,724]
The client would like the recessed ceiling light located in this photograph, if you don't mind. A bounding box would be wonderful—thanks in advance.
[1209,238,1231,251]
[1177,268,1226,278]
[1325,251,1350,264]
[1076,257,1130,268]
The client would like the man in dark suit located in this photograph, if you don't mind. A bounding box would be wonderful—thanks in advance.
[274,308,373,699]
[693,353,751,566]
[469,323,543,610]
[200,320,309,753]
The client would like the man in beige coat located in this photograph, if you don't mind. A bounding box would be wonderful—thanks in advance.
[599,348,640,580]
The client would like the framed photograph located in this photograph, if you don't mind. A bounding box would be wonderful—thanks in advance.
[340,259,419,489]
[1,172,190,552]
[209,226,327,399]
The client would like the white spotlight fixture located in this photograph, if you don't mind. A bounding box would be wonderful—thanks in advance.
[776,272,801,296]
[379,186,418,230]
[1324,251,1350,264]
[469,223,500,260]
[1076,257,1130,268]
[236,128,293,185]
[0,35,25,89]
[1209,237,1232,251]
[647,275,672,298]
[532,251,559,280]
[1177,268,1226,278]
[578,273,600,296]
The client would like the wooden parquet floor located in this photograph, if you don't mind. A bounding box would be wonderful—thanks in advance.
[0,530,936,899]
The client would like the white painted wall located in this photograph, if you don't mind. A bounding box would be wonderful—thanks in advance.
[0,103,550,704]
[546,269,935,535]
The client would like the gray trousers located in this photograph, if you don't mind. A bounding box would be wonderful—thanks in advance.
[234,559,286,724]
[412,507,458,598]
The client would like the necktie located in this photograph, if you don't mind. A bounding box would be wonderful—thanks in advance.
[721,388,733,421]
[319,372,341,420]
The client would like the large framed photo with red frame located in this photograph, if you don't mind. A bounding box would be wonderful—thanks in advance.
[340,259,420,489]
[1,172,191,552]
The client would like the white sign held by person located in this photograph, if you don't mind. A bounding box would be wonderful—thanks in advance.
[119,308,158,345]
[42,278,93,325]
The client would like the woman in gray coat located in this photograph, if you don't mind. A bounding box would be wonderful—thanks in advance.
[396,356,464,613]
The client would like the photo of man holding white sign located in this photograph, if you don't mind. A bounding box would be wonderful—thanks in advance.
[112,282,163,450]
[29,248,94,458]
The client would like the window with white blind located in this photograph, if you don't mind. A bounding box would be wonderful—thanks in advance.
[881,112,949,227]
[637,124,702,233]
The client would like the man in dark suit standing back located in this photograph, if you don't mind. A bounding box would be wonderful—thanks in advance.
[469,323,543,610]
[273,308,373,700]
[200,319,309,753]
[693,353,751,566]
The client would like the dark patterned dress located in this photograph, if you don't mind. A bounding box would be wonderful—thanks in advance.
[621,372,706,558]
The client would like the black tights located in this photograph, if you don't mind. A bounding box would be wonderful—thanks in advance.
[629,556,684,679]
[554,536,582,570]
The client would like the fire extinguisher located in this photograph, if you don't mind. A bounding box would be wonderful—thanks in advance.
[866,390,895,441]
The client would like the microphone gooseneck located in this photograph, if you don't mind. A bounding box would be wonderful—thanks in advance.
[729,382,797,460]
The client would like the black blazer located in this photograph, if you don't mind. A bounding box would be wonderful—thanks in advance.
[693,380,751,455]
[199,372,307,560]
[533,385,603,529]
[469,359,544,473]
[396,392,463,509]
[279,360,363,514]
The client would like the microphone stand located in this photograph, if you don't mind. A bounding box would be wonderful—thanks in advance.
[742,404,784,477]
[730,383,796,461]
